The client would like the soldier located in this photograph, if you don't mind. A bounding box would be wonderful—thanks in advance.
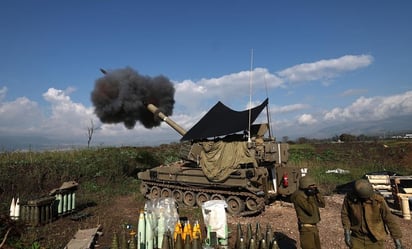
[291,175,326,249]
[341,179,403,249]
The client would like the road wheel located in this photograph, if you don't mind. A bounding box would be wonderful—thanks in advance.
[173,189,184,203]
[161,188,172,198]
[150,186,161,199]
[183,191,196,207]
[196,192,210,207]
[226,196,245,215]
[245,197,258,211]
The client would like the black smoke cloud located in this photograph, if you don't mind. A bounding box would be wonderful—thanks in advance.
[91,67,175,129]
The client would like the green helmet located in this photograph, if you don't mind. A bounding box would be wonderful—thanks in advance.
[299,176,316,189]
[354,179,374,198]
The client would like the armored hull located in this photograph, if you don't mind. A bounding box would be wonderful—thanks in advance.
[138,99,301,216]
[138,140,301,216]
[139,161,270,216]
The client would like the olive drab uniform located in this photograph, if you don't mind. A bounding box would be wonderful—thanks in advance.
[291,176,326,249]
[341,179,403,249]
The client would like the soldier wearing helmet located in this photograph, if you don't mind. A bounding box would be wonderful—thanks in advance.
[341,179,403,249]
[291,175,326,249]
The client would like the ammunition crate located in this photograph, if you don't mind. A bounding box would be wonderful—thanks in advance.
[52,190,77,216]
[19,196,56,226]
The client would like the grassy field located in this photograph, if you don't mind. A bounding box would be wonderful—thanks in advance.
[288,140,412,194]
[1,140,411,248]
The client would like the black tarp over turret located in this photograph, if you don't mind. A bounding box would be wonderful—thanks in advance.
[181,98,268,141]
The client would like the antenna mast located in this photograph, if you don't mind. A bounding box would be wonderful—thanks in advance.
[264,76,273,139]
[248,49,254,143]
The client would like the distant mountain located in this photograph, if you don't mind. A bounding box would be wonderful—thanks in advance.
[0,135,84,151]
[316,115,412,138]
[0,133,179,152]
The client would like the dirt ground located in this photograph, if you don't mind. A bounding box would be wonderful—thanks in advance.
[228,195,412,249]
[31,194,411,249]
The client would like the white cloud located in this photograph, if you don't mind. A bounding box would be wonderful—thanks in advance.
[43,88,71,103]
[298,114,317,125]
[175,67,284,108]
[277,54,373,83]
[324,91,412,121]
[271,103,310,114]
[341,88,368,97]
[0,96,43,132]
[41,88,97,137]
[174,54,373,117]
[0,87,100,144]
[174,79,209,111]
[175,80,207,95]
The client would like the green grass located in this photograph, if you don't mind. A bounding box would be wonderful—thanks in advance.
[0,145,180,212]
[288,141,412,194]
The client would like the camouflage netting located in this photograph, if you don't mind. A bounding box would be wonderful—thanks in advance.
[200,141,257,182]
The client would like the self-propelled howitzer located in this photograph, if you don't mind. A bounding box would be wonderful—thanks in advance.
[138,99,301,216]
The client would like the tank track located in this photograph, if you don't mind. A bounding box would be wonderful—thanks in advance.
[141,180,266,216]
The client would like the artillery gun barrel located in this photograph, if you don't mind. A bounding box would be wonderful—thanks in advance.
[147,103,187,136]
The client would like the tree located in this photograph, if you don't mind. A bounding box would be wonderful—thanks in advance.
[339,133,356,142]
[297,137,309,144]
[357,134,368,141]
[332,134,340,142]
[87,119,95,148]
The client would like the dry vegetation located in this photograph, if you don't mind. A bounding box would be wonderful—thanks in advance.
[1,141,411,248]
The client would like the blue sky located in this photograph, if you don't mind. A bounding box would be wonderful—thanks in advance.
[1,1,411,150]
